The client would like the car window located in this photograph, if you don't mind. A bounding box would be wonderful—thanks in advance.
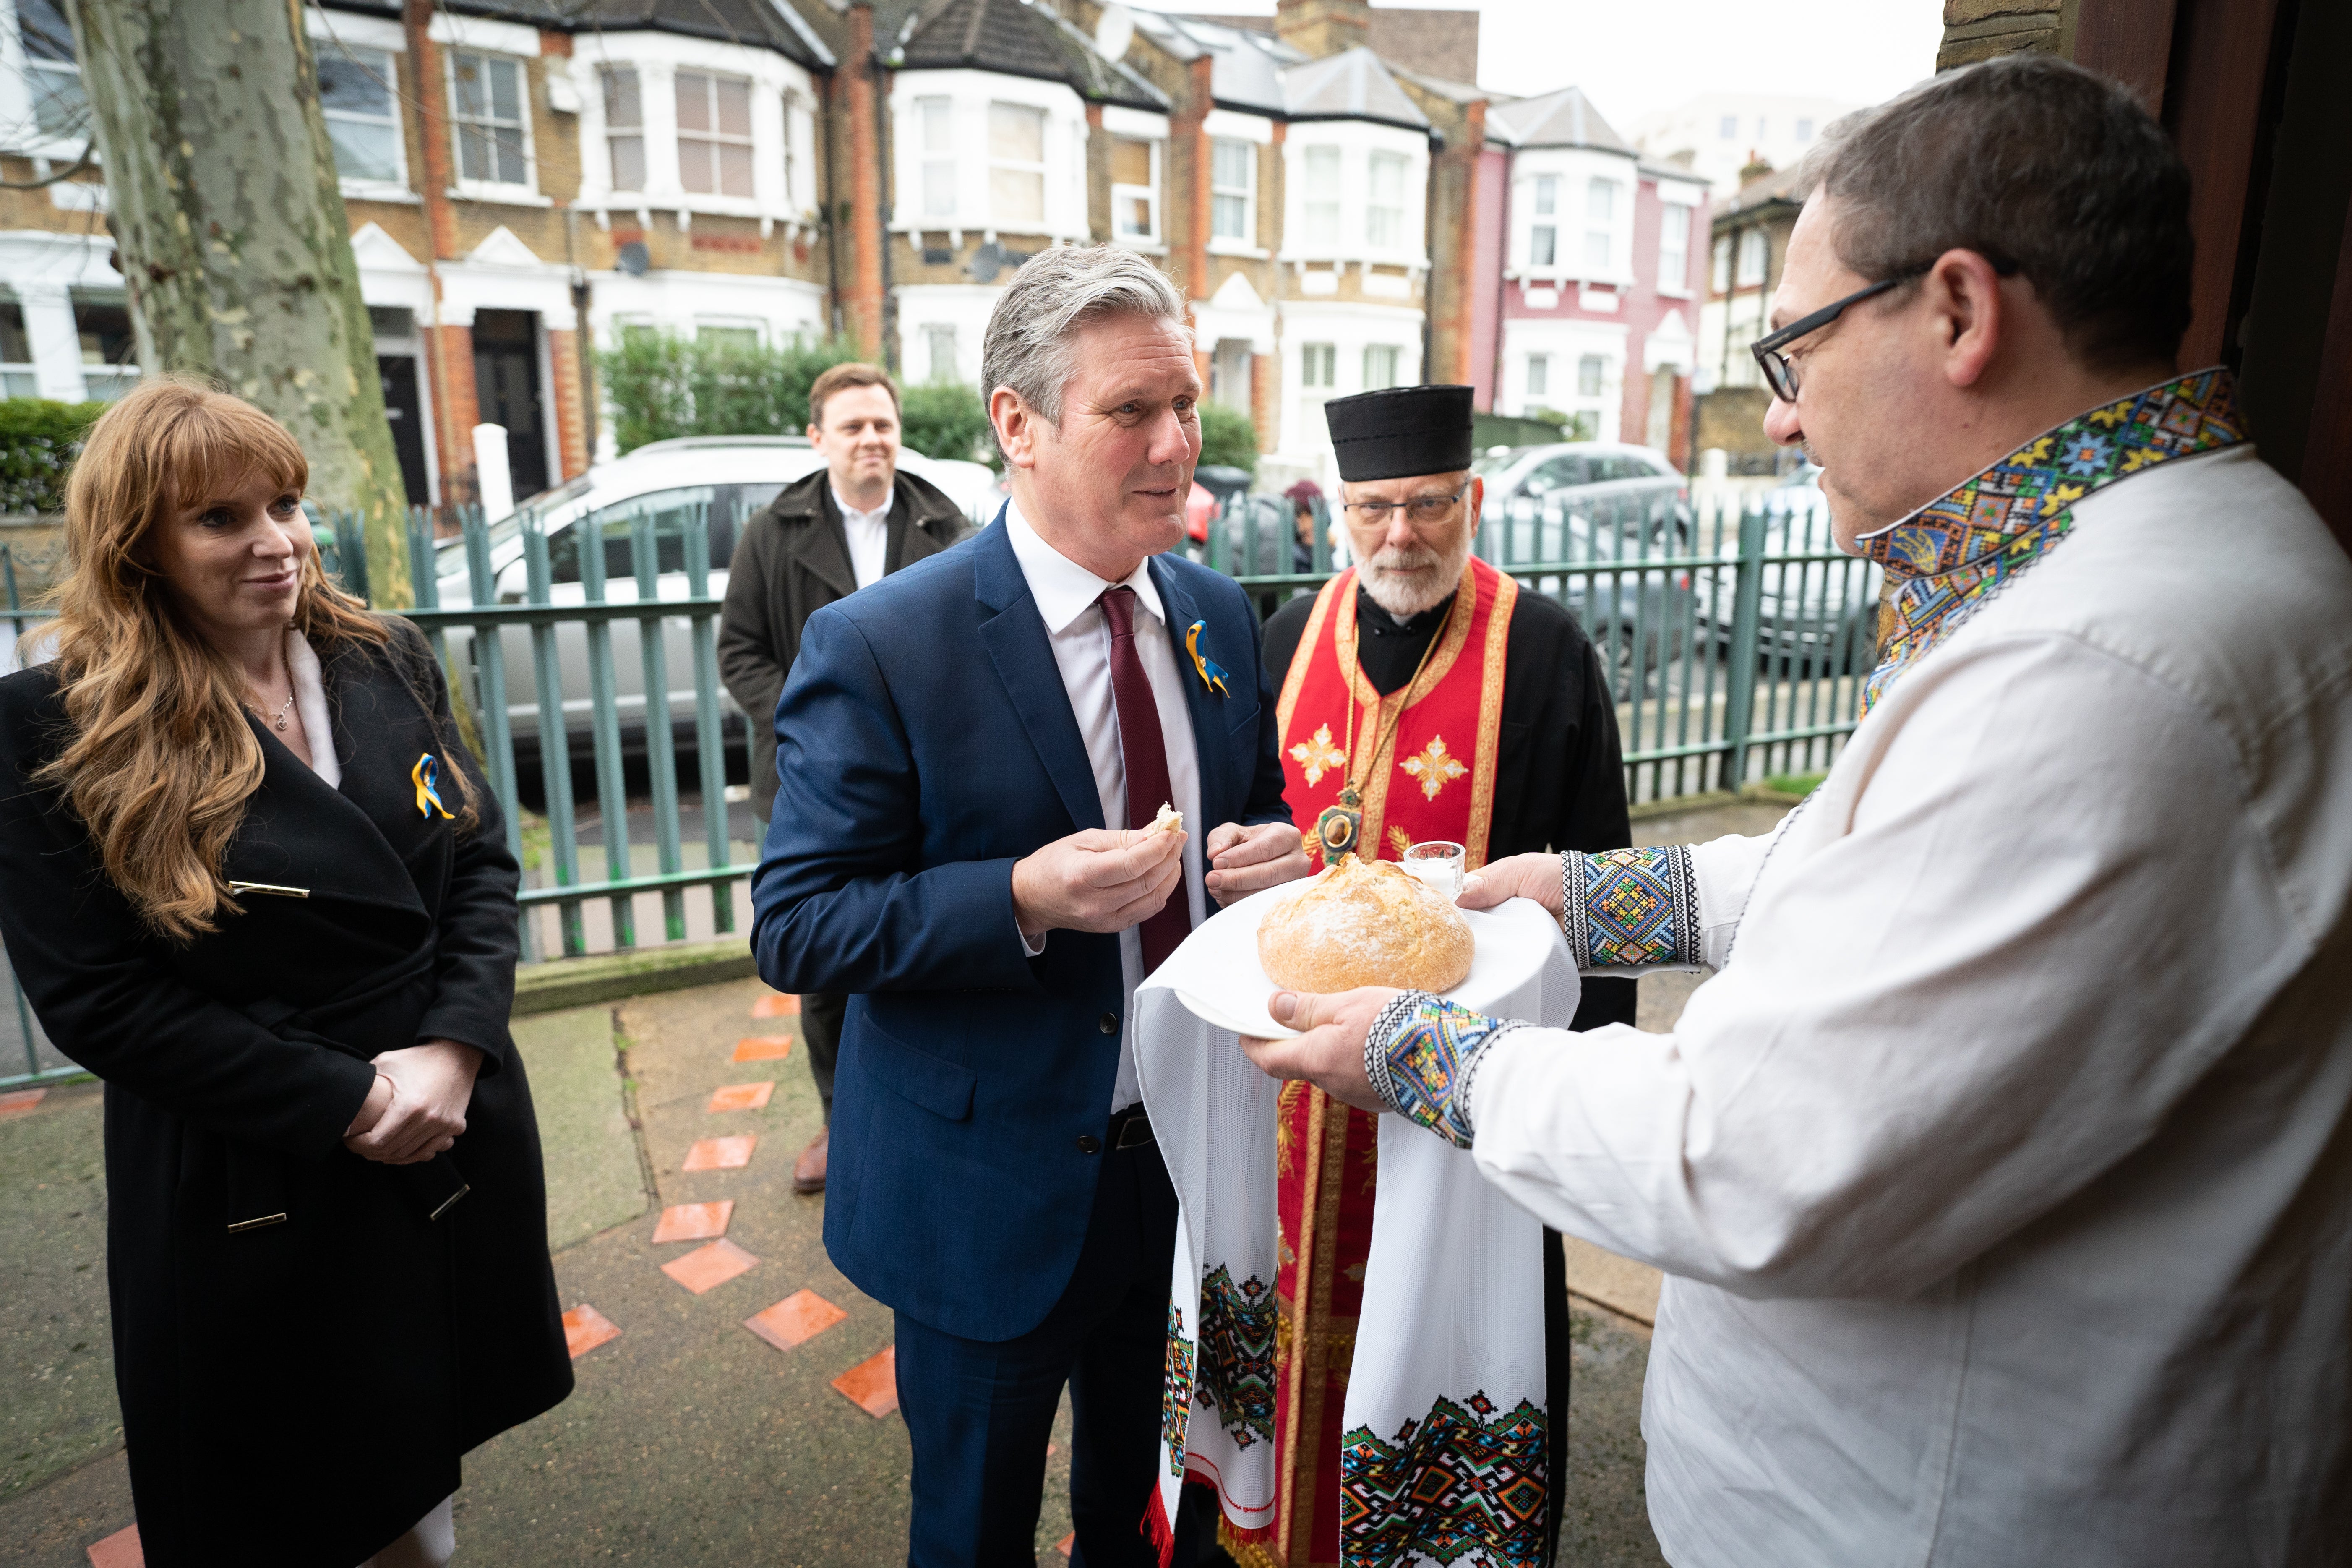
[1587,455,1641,482]
[1521,454,1588,495]
[548,486,719,585]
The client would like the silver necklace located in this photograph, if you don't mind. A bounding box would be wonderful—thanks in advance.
[262,690,295,732]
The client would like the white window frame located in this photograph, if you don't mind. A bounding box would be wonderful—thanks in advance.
[1365,150,1408,251]
[446,48,540,201]
[1362,343,1400,391]
[1583,177,1619,276]
[1656,202,1691,295]
[1577,354,1605,399]
[1111,135,1162,246]
[1210,136,1255,247]
[1735,227,1768,288]
[921,322,959,384]
[72,290,139,402]
[1526,352,1549,399]
[988,99,1048,229]
[315,39,408,201]
[1301,145,1342,250]
[1528,175,1558,270]
[694,317,764,350]
[601,65,647,195]
[12,0,86,154]
[0,297,39,399]
[572,34,816,227]
[917,96,956,219]
[675,68,756,200]
[1712,234,1732,294]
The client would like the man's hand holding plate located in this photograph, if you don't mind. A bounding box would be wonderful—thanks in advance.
[1458,850,1564,916]
[1240,986,1401,1114]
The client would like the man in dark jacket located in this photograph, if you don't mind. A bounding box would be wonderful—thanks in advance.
[719,361,968,1192]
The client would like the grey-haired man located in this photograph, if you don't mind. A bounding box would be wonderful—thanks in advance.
[752,247,1306,1565]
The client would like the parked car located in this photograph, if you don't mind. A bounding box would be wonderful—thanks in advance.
[1697,483,1884,671]
[430,435,999,759]
[1471,443,1696,696]
[1473,441,1693,552]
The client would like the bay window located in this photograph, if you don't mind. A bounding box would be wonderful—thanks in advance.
[1584,177,1616,274]
[677,72,754,198]
[1302,146,1341,248]
[1529,175,1557,268]
[1366,151,1406,249]
[602,67,645,191]
[988,102,1046,225]
[919,97,956,218]
[1363,344,1400,390]
[1658,203,1690,290]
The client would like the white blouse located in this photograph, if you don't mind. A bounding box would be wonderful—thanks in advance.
[284,629,341,788]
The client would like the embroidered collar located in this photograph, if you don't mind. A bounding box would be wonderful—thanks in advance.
[1854,368,2246,713]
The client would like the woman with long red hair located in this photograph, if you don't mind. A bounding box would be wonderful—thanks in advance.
[0,380,570,1566]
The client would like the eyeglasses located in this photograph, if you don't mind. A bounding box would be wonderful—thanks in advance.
[1751,256,2019,402]
[1342,489,1465,524]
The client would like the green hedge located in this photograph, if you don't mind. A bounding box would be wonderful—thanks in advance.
[899,379,995,467]
[597,331,864,456]
[0,399,108,514]
[1198,401,1259,477]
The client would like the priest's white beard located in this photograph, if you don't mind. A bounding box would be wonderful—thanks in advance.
[1357,531,1473,620]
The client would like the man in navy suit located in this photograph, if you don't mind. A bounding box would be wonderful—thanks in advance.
[752,245,1307,1566]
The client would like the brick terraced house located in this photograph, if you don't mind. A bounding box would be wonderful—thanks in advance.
[0,0,1697,509]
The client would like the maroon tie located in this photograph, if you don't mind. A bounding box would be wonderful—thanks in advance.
[1100,586,1191,974]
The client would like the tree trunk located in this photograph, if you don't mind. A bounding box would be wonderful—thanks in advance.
[65,0,414,608]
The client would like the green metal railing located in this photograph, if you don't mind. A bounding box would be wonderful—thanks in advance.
[2,480,1880,1087]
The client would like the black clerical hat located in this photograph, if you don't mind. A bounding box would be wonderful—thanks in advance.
[1323,384,1475,482]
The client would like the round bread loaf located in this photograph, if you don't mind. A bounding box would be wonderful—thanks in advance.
[1258,855,1474,994]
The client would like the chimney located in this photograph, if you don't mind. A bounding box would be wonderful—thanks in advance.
[1275,0,1369,59]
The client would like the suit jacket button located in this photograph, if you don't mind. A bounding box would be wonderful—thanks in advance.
[1098,1012,1118,1035]
[1076,1134,1102,1155]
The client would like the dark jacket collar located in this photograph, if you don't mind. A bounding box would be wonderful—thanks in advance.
[766,464,969,598]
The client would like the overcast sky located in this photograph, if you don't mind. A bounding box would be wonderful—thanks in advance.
[1125,0,1947,128]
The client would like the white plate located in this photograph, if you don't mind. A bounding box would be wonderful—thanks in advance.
[1145,871,1562,1039]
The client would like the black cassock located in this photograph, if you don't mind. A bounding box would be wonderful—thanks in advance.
[1265,579,1637,1567]
[0,623,571,1568]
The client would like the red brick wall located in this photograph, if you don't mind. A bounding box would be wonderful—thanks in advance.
[545,327,590,481]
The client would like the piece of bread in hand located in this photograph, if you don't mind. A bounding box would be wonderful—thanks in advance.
[1257,854,1473,994]
[1153,802,1184,835]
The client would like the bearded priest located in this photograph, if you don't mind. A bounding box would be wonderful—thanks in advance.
[1241,383,1636,1567]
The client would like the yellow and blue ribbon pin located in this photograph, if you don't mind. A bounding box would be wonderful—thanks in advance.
[1186,621,1233,698]
[411,753,454,820]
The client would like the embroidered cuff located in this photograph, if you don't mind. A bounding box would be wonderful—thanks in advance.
[1561,845,1701,969]
[1364,992,1525,1150]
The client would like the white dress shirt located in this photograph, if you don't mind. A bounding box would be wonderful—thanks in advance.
[834,484,894,590]
[1003,500,1205,1113]
[1471,447,2352,1564]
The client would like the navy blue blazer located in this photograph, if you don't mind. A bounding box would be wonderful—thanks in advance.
[750,516,1292,1341]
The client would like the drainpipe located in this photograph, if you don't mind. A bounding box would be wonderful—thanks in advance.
[404,0,466,505]
[822,74,844,339]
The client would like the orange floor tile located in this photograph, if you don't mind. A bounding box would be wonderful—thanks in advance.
[743,1289,848,1353]
[832,1345,899,1417]
[682,1135,757,1171]
[706,1080,776,1112]
[0,1088,47,1118]
[86,1523,141,1567]
[752,992,801,1018]
[561,1303,622,1358]
[661,1238,759,1295]
[731,1035,793,1063]
[652,1200,734,1243]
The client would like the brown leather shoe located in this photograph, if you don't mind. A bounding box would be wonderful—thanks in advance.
[793,1127,829,1194]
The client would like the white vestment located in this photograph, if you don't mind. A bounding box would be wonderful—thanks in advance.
[1461,439,2352,1564]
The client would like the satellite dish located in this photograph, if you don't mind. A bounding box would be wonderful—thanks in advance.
[616,240,650,277]
[966,241,1005,284]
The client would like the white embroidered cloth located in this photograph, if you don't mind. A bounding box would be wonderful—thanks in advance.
[1135,897,1578,1566]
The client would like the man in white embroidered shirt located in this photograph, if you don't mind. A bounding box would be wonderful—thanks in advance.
[1241,55,2352,1567]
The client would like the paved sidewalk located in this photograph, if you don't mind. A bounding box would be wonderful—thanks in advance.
[0,790,1798,1566]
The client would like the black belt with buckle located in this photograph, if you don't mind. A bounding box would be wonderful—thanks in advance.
[1108,1105,1155,1151]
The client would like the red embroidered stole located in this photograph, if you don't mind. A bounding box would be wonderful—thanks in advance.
[1238,558,1514,1567]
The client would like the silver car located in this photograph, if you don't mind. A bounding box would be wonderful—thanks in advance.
[428,436,999,759]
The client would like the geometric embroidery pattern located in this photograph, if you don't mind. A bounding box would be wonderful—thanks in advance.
[1194,1265,1278,1448]
[1162,1304,1194,1477]
[1399,734,1469,800]
[1366,993,1523,1151]
[1856,368,2245,715]
[1338,1392,1548,1568]
[1563,845,1699,970]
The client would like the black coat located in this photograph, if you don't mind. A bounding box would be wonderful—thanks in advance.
[717,465,968,819]
[1263,582,1639,1032]
[0,624,571,1568]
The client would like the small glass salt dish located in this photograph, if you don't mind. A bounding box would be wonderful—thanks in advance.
[1402,840,1466,899]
